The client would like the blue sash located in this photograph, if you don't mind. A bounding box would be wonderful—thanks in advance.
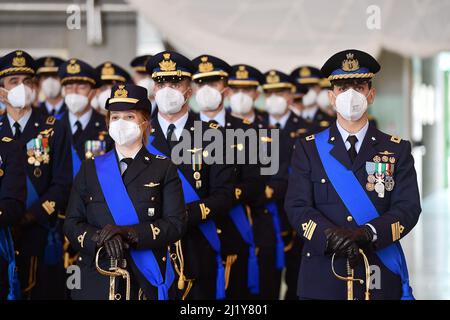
[315,128,414,300]
[265,202,286,270]
[71,145,82,178]
[95,151,174,300]
[54,111,65,121]
[0,228,21,300]
[26,176,39,208]
[229,205,259,294]
[146,136,226,300]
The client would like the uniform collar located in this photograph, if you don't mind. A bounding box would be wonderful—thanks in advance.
[7,109,32,133]
[269,110,291,129]
[157,110,189,140]
[45,98,64,114]
[301,105,319,120]
[68,108,93,132]
[200,107,226,127]
[116,144,142,162]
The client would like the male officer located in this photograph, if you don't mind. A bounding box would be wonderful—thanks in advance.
[58,59,113,178]
[130,55,156,115]
[285,49,421,300]
[146,51,234,300]
[192,55,263,299]
[227,64,281,299]
[93,62,131,115]
[261,70,312,299]
[35,56,66,119]
[0,50,72,299]
[290,66,334,132]
[290,83,308,117]
[0,137,26,300]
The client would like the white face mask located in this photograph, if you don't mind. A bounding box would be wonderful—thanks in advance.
[229,92,254,115]
[109,118,142,146]
[195,85,223,111]
[91,94,99,110]
[155,87,186,114]
[7,83,35,109]
[334,88,369,122]
[302,89,318,107]
[265,95,288,116]
[41,77,61,99]
[137,78,155,97]
[317,89,331,110]
[65,93,89,114]
[97,88,111,113]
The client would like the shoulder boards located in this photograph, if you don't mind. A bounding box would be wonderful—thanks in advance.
[242,119,251,125]
[297,128,308,134]
[292,116,299,123]
[1,137,12,142]
[390,135,402,144]
[306,135,315,141]
[155,155,166,160]
[46,116,56,125]
[368,114,375,120]
[209,123,219,129]
[320,121,330,127]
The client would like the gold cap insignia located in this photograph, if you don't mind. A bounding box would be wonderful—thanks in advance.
[159,53,176,72]
[266,70,280,84]
[198,56,214,73]
[12,51,26,67]
[44,57,55,67]
[102,62,115,76]
[342,53,360,72]
[114,85,128,98]
[236,65,248,79]
[67,59,81,74]
[300,67,311,78]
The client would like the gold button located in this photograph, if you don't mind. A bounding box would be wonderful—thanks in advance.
[321,179,326,184]
[347,216,353,222]
[162,257,166,262]
[306,252,311,257]
[217,228,222,234]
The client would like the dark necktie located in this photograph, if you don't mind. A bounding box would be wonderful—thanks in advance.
[13,122,21,140]
[50,109,56,116]
[347,135,358,164]
[166,124,177,149]
[73,121,82,144]
[275,122,281,129]
[120,158,133,179]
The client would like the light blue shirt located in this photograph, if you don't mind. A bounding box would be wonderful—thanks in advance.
[269,110,291,129]
[157,111,189,140]
[200,107,226,127]
[336,119,369,153]
[68,109,93,134]
[45,98,64,114]
[7,110,32,135]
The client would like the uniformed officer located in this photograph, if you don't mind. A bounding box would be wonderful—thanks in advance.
[64,83,186,300]
[93,62,131,115]
[192,55,263,299]
[58,59,113,178]
[290,66,334,132]
[0,137,26,300]
[35,56,66,119]
[130,55,156,116]
[285,49,421,300]
[290,83,308,118]
[146,51,234,300]
[0,50,72,299]
[227,64,282,299]
[261,70,314,300]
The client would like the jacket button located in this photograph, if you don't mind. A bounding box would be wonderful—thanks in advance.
[151,197,155,201]
[347,216,353,222]
[162,257,166,262]
[306,252,311,257]
[321,179,326,184]
[78,257,82,261]
[0,211,2,216]
[89,197,93,201]
[217,228,222,234]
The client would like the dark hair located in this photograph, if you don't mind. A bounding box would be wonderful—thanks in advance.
[331,79,372,90]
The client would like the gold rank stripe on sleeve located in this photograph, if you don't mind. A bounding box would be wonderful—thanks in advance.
[391,221,404,242]
[150,224,160,240]
[199,203,210,220]
[77,231,87,248]
[302,220,317,240]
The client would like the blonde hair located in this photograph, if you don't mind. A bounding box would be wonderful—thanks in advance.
[106,109,151,145]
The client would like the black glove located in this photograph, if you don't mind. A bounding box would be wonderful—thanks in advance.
[324,226,374,256]
[104,234,128,261]
[96,224,139,247]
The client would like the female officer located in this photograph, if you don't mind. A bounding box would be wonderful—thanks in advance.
[64,84,186,300]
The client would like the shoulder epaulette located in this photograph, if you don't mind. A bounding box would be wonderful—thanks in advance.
[155,155,166,160]
[46,116,56,125]
[390,135,402,144]
[306,135,315,141]
[1,137,12,142]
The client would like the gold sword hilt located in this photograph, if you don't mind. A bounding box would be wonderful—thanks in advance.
[331,249,370,300]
